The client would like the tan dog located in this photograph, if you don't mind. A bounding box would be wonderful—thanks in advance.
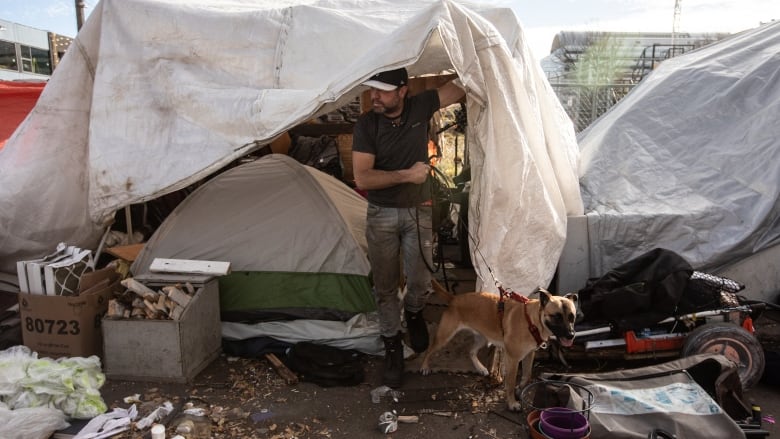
[420,279,578,411]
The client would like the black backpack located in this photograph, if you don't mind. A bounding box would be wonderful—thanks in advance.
[288,135,344,180]
[284,342,364,387]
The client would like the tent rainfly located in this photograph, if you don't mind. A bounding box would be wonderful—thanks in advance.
[131,154,376,322]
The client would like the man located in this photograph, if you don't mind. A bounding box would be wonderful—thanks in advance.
[352,67,465,387]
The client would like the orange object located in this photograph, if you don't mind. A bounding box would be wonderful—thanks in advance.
[105,243,146,262]
[428,140,439,165]
[742,315,755,333]
[624,330,685,354]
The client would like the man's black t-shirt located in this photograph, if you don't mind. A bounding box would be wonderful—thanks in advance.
[352,89,440,208]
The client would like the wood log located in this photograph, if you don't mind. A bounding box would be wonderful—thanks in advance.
[155,294,169,312]
[143,298,159,314]
[107,299,127,318]
[170,305,185,321]
[144,307,158,319]
[121,278,160,301]
[113,281,203,321]
[264,353,299,385]
[163,285,192,307]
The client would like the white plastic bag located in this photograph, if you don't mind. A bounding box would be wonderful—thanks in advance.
[0,406,69,439]
[0,346,107,418]
[21,359,74,395]
[0,346,36,396]
[58,389,108,420]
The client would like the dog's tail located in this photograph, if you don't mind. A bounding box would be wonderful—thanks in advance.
[430,279,454,304]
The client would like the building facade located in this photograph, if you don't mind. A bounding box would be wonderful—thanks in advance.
[0,19,72,81]
[541,31,730,132]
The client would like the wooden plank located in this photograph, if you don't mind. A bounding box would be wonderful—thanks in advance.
[105,243,145,262]
[150,258,231,276]
[265,353,299,385]
[134,273,213,285]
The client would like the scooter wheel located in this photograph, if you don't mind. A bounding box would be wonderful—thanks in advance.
[681,322,765,389]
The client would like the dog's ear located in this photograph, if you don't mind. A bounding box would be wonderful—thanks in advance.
[536,287,552,307]
[565,292,581,323]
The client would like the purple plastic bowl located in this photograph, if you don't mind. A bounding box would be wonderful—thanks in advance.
[539,407,589,439]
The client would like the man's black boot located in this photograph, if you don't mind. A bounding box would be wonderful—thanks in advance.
[405,309,429,353]
[382,332,404,388]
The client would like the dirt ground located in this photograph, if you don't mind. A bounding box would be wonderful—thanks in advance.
[95,341,780,439]
[98,352,528,439]
[92,257,780,439]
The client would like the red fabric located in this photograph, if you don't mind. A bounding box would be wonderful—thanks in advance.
[0,81,46,150]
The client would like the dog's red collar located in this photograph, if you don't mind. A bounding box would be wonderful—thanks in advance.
[498,286,545,347]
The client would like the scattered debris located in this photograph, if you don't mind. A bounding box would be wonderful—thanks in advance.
[136,401,173,429]
[265,353,299,385]
[370,385,402,403]
[377,411,398,434]
[123,394,141,404]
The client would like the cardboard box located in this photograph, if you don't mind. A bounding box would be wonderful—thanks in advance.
[18,266,119,358]
[102,274,221,383]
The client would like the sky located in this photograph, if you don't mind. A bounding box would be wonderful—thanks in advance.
[1,0,778,60]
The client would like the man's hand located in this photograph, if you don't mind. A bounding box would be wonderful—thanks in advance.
[353,152,430,190]
[438,80,466,108]
[404,161,430,184]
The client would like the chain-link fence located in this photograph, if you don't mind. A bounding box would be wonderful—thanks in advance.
[551,83,636,133]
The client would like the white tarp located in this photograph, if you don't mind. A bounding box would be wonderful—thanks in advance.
[0,0,582,293]
[578,21,780,276]
[222,314,386,356]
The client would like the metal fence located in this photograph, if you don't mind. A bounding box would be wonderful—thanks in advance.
[551,83,636,133]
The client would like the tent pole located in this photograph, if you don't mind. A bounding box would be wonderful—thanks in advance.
[124,206,133,245]
[75,0,86,30]
[92,225,113,269]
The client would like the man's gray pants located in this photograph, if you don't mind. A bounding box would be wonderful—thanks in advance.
[366,204,433,338]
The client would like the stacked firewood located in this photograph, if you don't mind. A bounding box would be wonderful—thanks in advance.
[106,278,196,320]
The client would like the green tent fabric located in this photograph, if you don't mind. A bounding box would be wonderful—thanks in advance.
[219,272,373,321]
[131,154,376,322]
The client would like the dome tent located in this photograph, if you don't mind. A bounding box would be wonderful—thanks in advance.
[131,154,376,322]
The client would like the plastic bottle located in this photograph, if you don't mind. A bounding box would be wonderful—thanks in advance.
[151,424,166,439]
[751,403,762,426]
